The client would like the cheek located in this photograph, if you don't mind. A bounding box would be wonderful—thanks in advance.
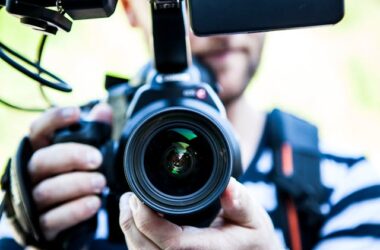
[189,33,209,54]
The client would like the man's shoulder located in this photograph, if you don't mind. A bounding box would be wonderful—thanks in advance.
[319,141,379,204]
[315,145,380,248]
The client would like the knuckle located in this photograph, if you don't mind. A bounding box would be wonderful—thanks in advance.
[28,149,45,174]
[39,214,54,233]
[55,143,84,159]
[60,144,88,167]
[163,238,182,250]
[66,144,100,168]
[74,173,101,194]
[134,214,153,233]
[39,215,59,241]
[77,179,93,194]
[29,120,39,137]
[46,107,61,120]
[69,205,89,222]
[119,213,134,232]
[32,184,49,203]
[87,173,106,192]
[29,108,59,135]
[75,196,100,220]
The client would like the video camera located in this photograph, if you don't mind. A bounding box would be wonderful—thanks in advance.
[0,0,344,249]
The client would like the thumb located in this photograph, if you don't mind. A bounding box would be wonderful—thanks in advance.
[119,192,134,234]
[87,102,113,124]
[220,178,272,229]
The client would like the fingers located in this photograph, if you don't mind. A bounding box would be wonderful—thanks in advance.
[29,103,113,151]
[40,195,101,240]
[220,178,274,229]
[119,193,159,250]
[121,194,229,249]
[127,194,183,249]
[118,180,280,250]
[119,193,182,249]
[30,107,81,150]
[27,103,113,242]
[86,103,113,124]
[33,172,106,211]
[28,143,102,184]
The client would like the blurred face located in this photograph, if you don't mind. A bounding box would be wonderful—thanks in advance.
[190,33,264,104]
[123,0,265,105]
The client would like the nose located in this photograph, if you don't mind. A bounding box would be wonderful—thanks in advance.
[189,32,239,53]
[208,35,232,49]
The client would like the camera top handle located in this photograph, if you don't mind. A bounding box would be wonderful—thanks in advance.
[151,0,190,74]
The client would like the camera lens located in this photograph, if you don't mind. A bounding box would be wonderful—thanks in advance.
[124,107,240,224]
[145,127,213,196]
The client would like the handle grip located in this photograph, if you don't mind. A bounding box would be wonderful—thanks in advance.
[51,120,112,249]
[53,120,112,147]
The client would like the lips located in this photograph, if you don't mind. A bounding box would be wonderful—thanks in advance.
[204,49,231,60]
[200,48,243,71]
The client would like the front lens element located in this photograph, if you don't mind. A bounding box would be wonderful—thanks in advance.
[164,141,194,177]
[144,126,213,196]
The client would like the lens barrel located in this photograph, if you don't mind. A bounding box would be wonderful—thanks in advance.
[124,107,237,226]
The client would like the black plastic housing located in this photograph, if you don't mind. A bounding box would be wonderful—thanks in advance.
[188,0,345,35]
[119,72,242,226]
[63,0,117,19]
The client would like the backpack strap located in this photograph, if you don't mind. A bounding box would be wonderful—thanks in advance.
[267,109,330,250]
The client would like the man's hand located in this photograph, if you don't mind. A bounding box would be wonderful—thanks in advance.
[119,178,283,250]
[27,104,112,240]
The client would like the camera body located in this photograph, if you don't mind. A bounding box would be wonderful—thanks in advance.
[116,64,242,225]
[54,62,242,228]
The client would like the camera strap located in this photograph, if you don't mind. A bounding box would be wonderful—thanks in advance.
[0,137,47,247]
[267,109,331,250]
[0,160,11,219]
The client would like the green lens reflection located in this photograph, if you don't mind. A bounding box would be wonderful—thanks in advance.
[145,126,213,196]
[170,128,198,141]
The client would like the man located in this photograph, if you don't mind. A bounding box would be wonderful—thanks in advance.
[2,0,380,249]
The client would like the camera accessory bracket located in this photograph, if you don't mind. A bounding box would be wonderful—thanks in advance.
[152,0,180,9]
[151,0,190,73]
[0,0,117,34]
[4,0,72,34]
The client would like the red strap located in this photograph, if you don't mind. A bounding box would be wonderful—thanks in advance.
[281,144,302,250]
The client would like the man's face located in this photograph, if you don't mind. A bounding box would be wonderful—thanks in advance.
[125,0,265,104]
[190,33,264,104]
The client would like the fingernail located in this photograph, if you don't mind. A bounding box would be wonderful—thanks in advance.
[86,197,100,212]
[129,195,139,213]
[120,193,132,211]
[60,107,79,120]
[91,175,106,192]
[86,150,102,168]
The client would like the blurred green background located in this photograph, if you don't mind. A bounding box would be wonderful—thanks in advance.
[0,0,380,170]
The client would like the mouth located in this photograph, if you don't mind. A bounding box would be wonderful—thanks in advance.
[198,48,243,71]
[202,49,233,61]
[204,49,231,60]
